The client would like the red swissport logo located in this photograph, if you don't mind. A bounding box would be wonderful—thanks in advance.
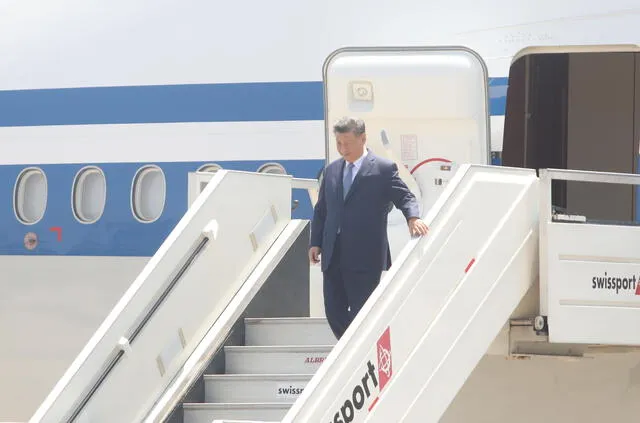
[328,327,393,423]
[376,327,392,392]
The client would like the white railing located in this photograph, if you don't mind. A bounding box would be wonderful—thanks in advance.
[30,170,303,423]
[142,219,307,422]
[189,171,320,209]
[539,168,640,346]
[284,164,540,422]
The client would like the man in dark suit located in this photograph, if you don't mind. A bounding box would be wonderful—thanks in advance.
[309,117,429,340]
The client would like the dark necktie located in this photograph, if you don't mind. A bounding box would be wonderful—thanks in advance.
[343,162,355,199]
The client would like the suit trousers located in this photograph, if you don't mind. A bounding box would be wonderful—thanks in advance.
[322,235,382,340]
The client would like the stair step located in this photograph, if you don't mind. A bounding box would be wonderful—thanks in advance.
[244,317,336,346]
[204,374,313,403]
[209,421,280,423]
[183,403,291,423]
[225,345,332,374]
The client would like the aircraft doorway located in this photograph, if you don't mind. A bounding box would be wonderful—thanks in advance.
[502,48,640,222]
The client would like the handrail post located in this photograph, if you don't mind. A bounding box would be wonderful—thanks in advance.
[291,177,320,208]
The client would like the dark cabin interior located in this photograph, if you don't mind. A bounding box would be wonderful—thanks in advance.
[501,51,640,222]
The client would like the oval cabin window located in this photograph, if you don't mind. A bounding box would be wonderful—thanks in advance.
[73,167,106,223]
[257,162,286,175]
[198,163,222,174]
[14,168,47,224]
[131,165,166,222]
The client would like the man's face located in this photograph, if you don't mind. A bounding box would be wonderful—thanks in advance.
[336,131,366,162]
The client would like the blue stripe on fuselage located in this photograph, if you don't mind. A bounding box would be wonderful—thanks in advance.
[488,77,508,119]
[0,82,324,126]
[0,78,509,127]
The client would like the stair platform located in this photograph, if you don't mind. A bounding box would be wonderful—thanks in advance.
[244,317,337,346]
[183,402,290,423]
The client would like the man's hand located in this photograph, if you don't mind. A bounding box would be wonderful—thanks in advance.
[408,217,429,237]
[309,246,322,264]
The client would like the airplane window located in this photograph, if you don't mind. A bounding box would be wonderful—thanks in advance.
[72,167,106,224]
[257,162,287,175]
[132,165,166,223]
[198,163,222,174]
[14,167,47,224]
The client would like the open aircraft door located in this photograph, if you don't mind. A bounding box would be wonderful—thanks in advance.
[323,46,491,258]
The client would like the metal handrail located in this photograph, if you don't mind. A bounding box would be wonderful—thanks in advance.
[291,177,319,190]
[538,168,640,226]
[539,168,640,185]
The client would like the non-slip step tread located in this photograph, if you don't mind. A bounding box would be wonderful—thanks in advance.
[204,374,314,381]
[224,344,331,375]
[244,317,328,324]
[225,345,333,352]
[208,420,280,423]
[243,317,336,347]
[184,402,294,409]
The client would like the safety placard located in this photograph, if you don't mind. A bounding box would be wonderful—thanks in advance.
[400,134,418,161]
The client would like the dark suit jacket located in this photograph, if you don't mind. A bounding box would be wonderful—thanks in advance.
[310,150,421,272]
